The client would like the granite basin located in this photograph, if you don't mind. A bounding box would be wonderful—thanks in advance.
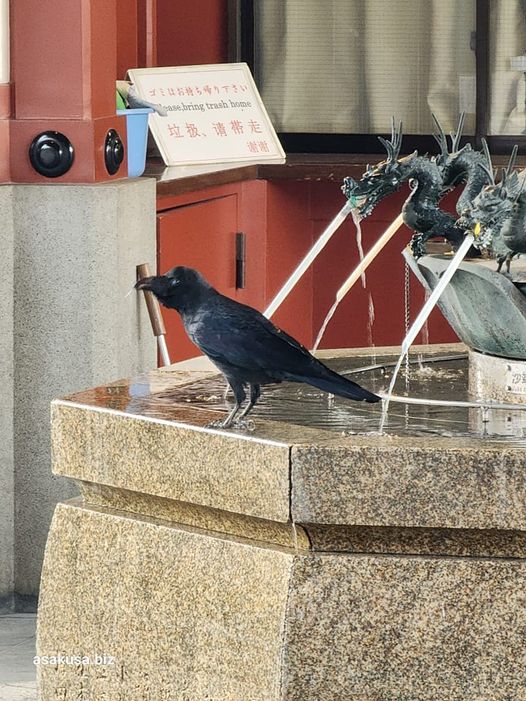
[38,344,526,701]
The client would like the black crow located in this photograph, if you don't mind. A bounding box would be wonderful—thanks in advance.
[136,266,380,428]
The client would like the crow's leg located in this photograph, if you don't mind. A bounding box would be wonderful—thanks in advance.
[213,380,246,429]
[238,384,261,420]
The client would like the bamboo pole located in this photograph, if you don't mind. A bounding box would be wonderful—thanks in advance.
[136,263,171,366]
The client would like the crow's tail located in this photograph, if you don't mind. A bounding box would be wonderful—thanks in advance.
[287,368,381,403]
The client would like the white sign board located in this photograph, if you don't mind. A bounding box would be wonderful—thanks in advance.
[127,63,285,167]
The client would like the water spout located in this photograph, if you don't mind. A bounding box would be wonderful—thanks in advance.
[351,208,367,288]
[402,235,474,354]
[379,393,526,412]
[335,214,405,305]
[312,213,405,351]
[264,201,354,319]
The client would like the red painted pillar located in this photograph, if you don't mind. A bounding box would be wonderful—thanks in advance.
[116,0,158,78]
[0,0,10,182]
[7,0,128,183]
[0,83,9,182]
[137,0,157,68]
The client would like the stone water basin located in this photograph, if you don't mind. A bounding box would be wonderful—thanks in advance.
[64,342,526,443]
[39,343,526,701]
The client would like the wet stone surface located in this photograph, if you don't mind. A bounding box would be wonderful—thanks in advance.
[65,346,526,444]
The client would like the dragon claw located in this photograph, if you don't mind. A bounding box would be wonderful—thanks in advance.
[410,234,427,258]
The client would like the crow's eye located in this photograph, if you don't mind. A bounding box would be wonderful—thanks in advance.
[170,278,181,287]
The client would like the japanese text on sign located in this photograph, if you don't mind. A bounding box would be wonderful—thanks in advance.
[128,63,285,166]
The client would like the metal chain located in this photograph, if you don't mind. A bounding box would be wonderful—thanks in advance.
[403,260,411,387]
[404,259,411,336]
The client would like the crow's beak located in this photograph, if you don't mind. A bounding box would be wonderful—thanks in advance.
[135,276,155,291]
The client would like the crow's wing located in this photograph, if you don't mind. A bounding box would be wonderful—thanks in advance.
[188,294,379,403]
[189,295,320,377]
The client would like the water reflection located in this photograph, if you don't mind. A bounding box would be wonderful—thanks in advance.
[147,355,526,444]
[73,353,526,443]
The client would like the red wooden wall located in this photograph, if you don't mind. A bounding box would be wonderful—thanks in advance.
[116,0,229,78]
[156,0,228,67]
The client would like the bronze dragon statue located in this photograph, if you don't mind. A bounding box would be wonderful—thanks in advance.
[459,142,525,273]
[433,114,492,217]
[342,115,493,257]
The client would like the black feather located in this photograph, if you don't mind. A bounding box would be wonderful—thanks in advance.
[136,267,380,427]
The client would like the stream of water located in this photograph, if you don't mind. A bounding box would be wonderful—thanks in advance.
[352,208,367,288]
[312,208,365,351]
[313,212,404,351]
[379,234,475,431]
[313,298,340,352]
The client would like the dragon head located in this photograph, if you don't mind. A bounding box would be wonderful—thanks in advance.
[459,141,521,250]
[463,186,515,249]
[342,118,416,217]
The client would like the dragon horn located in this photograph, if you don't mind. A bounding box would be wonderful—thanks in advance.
[379,117,403,163]
[432,113,448,157]
[505,144,519,178]
[378,136,394,161]
[478,163,497,186]
[450,112,466,153]
[514,169,526,203]
[394,120,403,159]
[500,145,519,191]
[481,138,496,186]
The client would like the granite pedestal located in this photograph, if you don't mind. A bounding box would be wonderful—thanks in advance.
[1,178,157,611]
[38,346,526,700]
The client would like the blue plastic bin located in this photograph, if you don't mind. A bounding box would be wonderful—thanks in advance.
[117,108,153,178]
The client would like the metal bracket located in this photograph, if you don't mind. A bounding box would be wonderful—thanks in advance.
[236,232,246,289]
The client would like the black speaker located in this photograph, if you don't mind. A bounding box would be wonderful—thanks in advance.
[29,132,74,178]
[105,129,124,175]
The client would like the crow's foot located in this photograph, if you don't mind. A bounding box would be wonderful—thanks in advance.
[206,418,233,429]
[205,417,256,431]
[235,418,256,432]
